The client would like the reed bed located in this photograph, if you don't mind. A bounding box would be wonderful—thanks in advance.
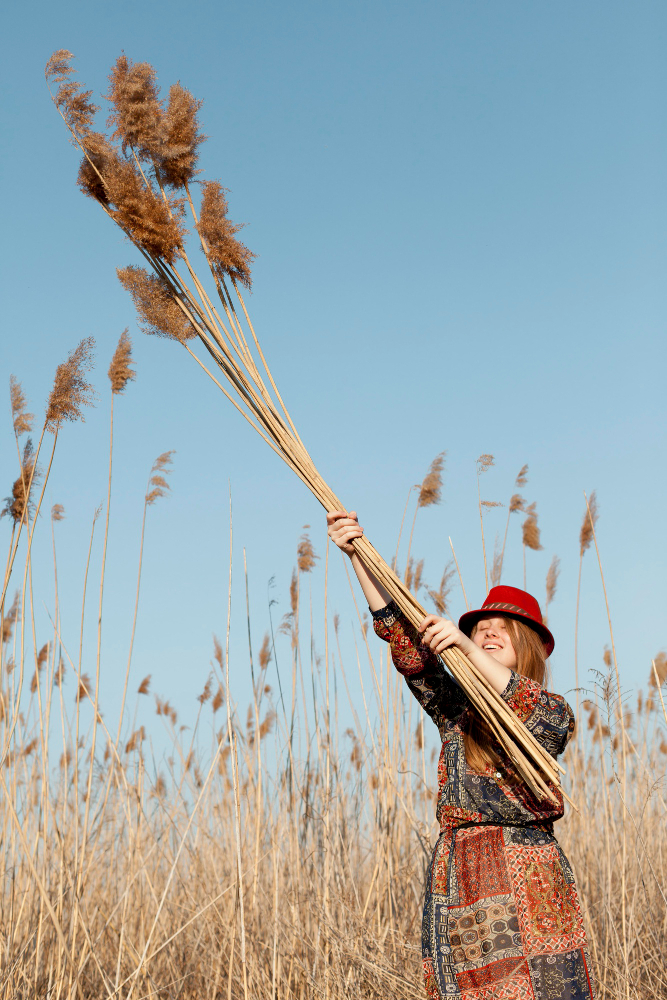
[1,359,666,999]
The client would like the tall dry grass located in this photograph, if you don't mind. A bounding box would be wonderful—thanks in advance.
[1,379,666,999]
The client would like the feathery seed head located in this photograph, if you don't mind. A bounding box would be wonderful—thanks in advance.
[258,633,272,670]
[515,464,528,488]
[53,658,65,687]
[106,55,163,159]
[76,673,92,702]
[145,450,174,505]
[212,686,224,712]
[45,338,96,433]
[137,675,151,695]
[579,491,598,557]
[481,500,502,511]
[197,181,255,289]
[77,147,114,205]
[108,329,136,394]
[476,454,494,474]
[37,643,49,671]
[297,531,318,573]
[105,157,186,263]
[415,719,424,750]
[509,493,525,514]
[2,438,40,526]
[427,562,455,616]
[212,635,224,670]
[198,676,212,704]
[51,503,65,522]
[9,377,34,437]
[522,503,542,551]
[46,51,100,145]
[412,559,424,594]
[289,569,298,615]
[418,451,446,508]
[117,265,195,343]
[158,83,206,189]
[490,544,502,588]
[1,594,20,646]
[545,555,560,606]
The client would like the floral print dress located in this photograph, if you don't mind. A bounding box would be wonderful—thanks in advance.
[372,601,596,1000]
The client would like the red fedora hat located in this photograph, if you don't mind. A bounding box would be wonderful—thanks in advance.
[458,585,555,657]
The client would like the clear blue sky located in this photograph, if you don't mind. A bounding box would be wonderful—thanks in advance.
[2,1,665,756]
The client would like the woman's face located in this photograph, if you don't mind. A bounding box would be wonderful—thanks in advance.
[472,617,518,669]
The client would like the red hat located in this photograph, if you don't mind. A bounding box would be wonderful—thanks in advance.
[458,585,554,657]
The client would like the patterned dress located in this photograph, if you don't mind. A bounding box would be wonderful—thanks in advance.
[371,601,596,1000]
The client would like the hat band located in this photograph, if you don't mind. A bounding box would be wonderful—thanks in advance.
[483,601,538,621]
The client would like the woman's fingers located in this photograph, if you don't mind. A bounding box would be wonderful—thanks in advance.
[326,510,358,525]
[418,617,459,652]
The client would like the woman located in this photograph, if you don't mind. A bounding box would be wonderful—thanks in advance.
[327,510,597,1000]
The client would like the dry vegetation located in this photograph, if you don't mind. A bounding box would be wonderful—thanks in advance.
[1,359,666,1000]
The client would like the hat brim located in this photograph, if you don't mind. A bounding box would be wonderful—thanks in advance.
[458,608,555,658]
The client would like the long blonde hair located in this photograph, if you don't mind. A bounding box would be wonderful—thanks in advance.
[462,617,548,775]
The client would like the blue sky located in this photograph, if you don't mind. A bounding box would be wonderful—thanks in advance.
[1,1,666,759]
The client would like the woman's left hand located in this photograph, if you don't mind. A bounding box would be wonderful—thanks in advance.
[418,615,473,656]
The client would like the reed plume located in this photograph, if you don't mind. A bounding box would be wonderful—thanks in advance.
[545,555,560,624]
[427,561,455,616]
[106,157,186,263]
[579,490,598,556]
[417,451,445,508]
[197,181,255,288]
[509,493,525,513]
[9,377,34,437]
[522,502,542,551]
[137,675,151,695]
[51,503,65,521]
[45,50,102,151]
[76,673,92,702]
[117,266,195,342]
[297,531,318,573]
[515,464,528,488]
[45,338,96,432]
[145,451,175,505]
[159,83,206,189]
[108,329,136,393]
[545,555,560,605]
[106,55,163,159]
[1,593,19,645]
[1,439,39,525]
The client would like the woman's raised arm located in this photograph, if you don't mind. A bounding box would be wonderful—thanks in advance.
[326,510,392,611]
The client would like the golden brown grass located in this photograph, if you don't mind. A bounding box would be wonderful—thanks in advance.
[0,413,665,999]
[2,346,665,1000]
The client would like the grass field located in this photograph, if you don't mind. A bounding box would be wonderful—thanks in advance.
[1,368,666,1000]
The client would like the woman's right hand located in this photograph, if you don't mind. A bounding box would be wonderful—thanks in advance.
[327,510,364,557]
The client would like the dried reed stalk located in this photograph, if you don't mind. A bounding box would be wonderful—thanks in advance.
[47,51,565,801]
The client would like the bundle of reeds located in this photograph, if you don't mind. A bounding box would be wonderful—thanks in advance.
[46,50,565,802]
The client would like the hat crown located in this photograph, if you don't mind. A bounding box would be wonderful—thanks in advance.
[481,586,544,626]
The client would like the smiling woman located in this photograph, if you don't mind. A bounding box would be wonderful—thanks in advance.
[327,510,595,1000]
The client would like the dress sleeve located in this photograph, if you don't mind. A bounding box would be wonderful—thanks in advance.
[371,601,467,729]
[499,671,575,757]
